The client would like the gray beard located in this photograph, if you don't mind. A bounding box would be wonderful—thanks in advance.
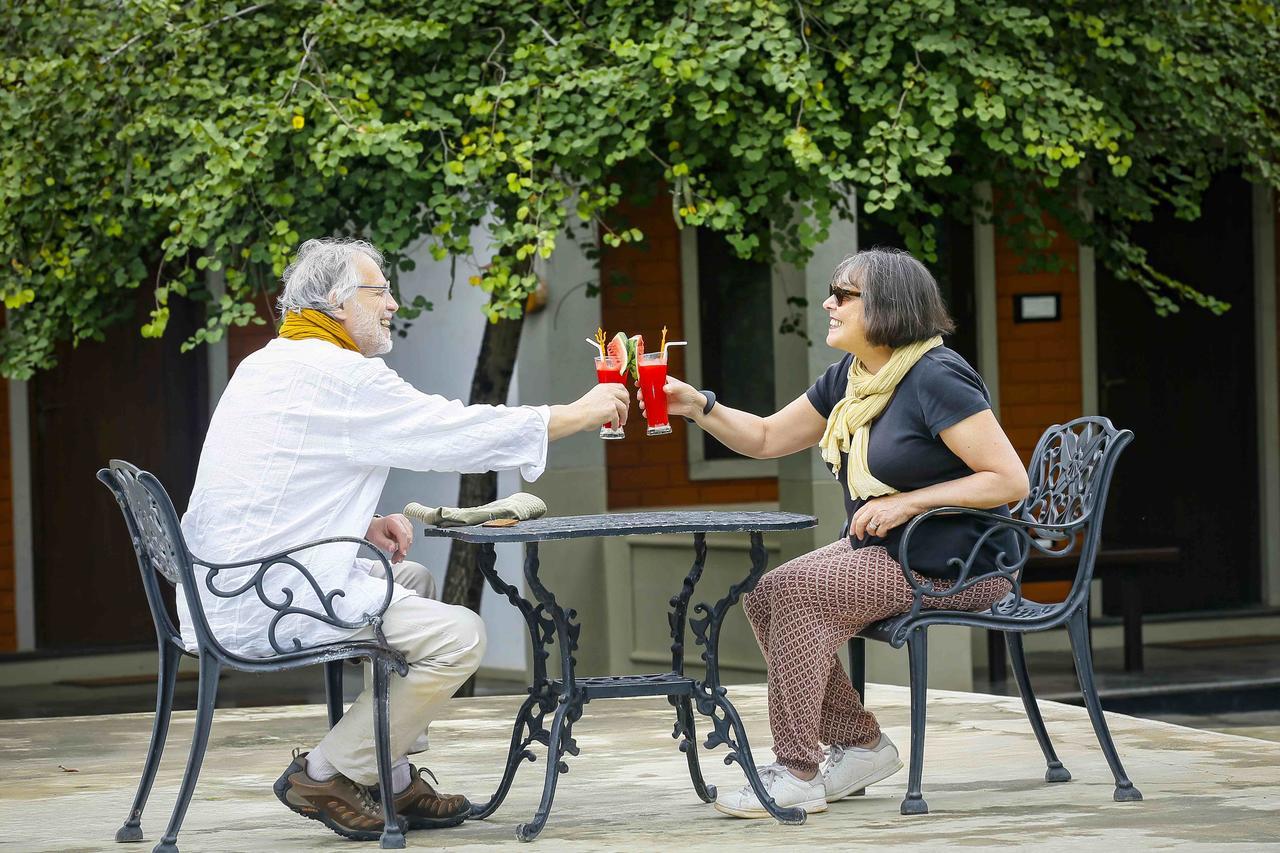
[351,304,393,356]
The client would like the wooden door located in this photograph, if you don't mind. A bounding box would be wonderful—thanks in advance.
[31,291,208,649]
[1096,172,1260,613]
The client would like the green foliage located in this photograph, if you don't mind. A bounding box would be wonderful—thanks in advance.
[2,0,1278,377]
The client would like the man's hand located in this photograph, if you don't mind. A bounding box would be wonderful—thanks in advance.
[366,513,414,564]
[548,382,630,440]
[638,374,703,420]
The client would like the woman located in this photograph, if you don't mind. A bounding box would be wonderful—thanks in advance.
[642,248,1029,818]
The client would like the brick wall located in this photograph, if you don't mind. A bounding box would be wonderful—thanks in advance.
[599,196,777,508]
[993,219,1082,603]
[0,369,12,652]
[994,222,1083,463]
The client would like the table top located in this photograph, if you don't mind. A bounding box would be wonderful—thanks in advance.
[415,510,817,543]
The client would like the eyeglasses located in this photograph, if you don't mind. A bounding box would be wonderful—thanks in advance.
[356,284,393,299]
[828,284,861,307]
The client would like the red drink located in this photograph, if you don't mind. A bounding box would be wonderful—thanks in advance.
[594,355,626,439]
[638,352,671,436]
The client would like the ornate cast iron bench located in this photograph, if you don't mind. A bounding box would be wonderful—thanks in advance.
[849,416,1143,815]
[99,460,411,851]
[418,510,816,841]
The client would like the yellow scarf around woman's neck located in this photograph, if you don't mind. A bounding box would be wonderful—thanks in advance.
[818,335,944,500]
[278,309,361,353]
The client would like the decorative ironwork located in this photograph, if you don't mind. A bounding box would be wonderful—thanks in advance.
[856,416,1142,815]
[882,417,1136,647]
[199,540,399,657]
[100,460,411,852]
[690,532,768,692]
[668,533,707,675]
[685,532,807,824]
[433,514,819,840]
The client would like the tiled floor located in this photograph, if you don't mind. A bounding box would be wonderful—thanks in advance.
[3,683,1277,851]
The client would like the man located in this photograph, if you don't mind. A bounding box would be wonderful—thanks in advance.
[178,238,628,841]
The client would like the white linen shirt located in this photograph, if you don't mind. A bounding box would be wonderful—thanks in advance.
[177,337,550,658]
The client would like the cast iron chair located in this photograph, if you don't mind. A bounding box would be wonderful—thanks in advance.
[856,416,1141,814]
[99,460,410,851]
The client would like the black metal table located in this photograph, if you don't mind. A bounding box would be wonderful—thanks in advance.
[418,510,817,841]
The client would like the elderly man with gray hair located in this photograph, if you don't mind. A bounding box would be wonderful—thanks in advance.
[178,238,628,841]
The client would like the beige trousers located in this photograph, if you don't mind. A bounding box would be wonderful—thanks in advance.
[317,561,485,785]
[365,558,438,600]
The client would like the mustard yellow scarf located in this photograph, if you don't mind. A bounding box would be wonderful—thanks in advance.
[818,336,944,500]
[278,309,360,353]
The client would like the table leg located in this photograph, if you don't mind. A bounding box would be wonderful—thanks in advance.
[689,532,806,825]
[515,542,585,842]
[468,543,560,823]
[667,533,715,803]
[1121,574,1144,672]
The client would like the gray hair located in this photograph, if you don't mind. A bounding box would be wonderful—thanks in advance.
[277,238,385,316]
[830,247,955,347]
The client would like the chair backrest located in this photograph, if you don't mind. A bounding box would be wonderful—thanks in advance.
[1015,416,1134,610]
[98,461,185,646]
[97,459,223,653]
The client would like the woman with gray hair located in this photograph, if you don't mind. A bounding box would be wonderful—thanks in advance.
[642,247,1028,819]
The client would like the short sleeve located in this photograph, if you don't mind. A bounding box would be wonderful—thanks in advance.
[806,355,854,418]
[914,353,992,437]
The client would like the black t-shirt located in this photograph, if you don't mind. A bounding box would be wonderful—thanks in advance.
[806,347,1018,579]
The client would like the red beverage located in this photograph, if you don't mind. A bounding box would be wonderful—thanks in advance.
[594,355,626,439]
[638,352,671,435]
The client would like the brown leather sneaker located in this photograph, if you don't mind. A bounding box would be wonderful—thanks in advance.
[273,751,385,841]
[391,765,471,830]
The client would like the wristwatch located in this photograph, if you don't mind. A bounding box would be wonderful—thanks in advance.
[685,390,717,423]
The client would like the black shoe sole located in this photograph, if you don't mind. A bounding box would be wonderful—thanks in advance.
[403,799,471,831]
[273,757,384,843]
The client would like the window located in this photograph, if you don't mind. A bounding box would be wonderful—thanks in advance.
[679,228,778,479]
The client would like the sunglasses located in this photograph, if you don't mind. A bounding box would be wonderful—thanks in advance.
[828,284,862,307]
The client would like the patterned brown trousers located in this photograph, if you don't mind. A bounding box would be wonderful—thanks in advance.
[742,539,1011,775]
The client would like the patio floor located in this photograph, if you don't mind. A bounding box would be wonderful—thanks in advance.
[1,683,1277,851]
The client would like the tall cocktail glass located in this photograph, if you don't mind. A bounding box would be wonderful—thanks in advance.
[638,351,671,436]
[594,355,626,439]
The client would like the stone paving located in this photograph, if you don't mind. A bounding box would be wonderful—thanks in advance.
[2,684,1277,851]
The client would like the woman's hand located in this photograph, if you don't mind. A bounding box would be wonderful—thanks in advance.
[639,374,704,420]
[851,493,922,540]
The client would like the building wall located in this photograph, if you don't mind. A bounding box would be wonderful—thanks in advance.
[0,370,12,652]
[993,223,1083,462]
[599,197,777,507]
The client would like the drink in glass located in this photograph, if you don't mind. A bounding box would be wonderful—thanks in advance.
[594,355,626,439]
[638,351,671,436]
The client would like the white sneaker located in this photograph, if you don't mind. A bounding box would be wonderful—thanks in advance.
[822,734,904,802]
[713,763,828,819]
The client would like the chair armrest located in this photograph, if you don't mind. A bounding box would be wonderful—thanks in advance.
[896,505,1088,598]
[192,537,397,656]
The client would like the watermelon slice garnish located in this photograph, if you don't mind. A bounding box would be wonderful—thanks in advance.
[626,334,643,381]
[606,331,629,379]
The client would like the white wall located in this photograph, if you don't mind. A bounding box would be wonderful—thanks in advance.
[376,234,527,674]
